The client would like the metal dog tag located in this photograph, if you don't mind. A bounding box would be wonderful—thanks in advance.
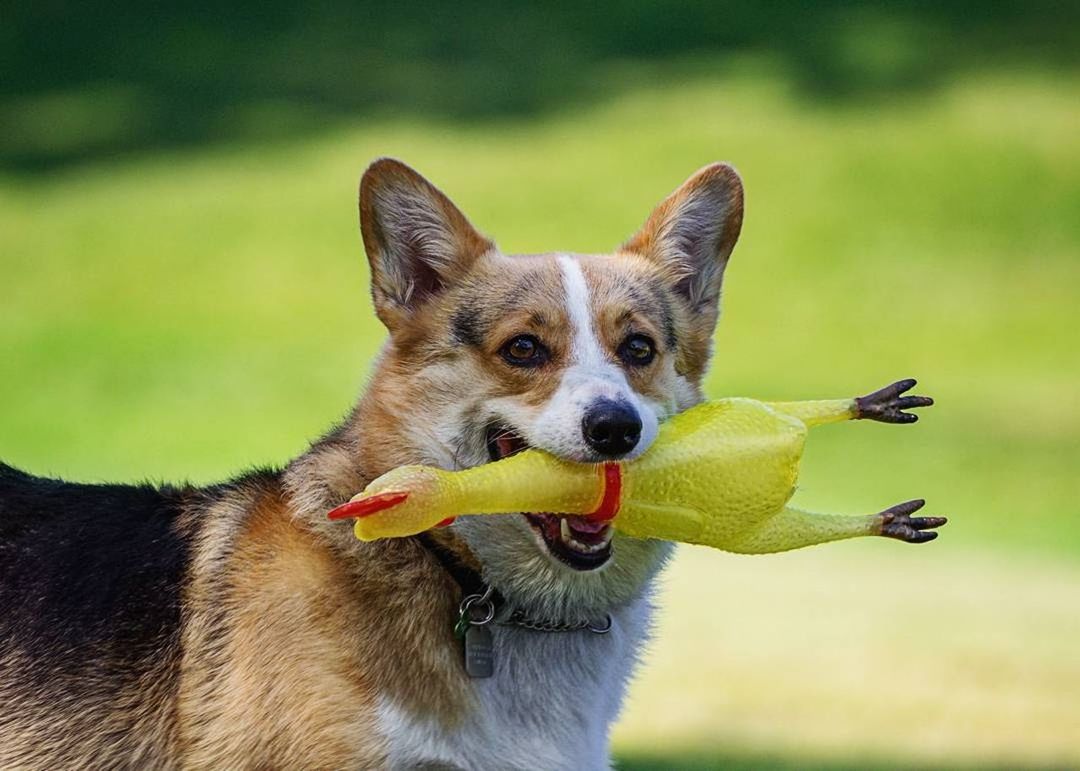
[464,623,495,678]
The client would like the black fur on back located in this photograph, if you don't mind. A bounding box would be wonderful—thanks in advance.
[0,462,194,686]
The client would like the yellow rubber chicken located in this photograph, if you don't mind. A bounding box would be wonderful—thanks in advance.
[328,380,946,554]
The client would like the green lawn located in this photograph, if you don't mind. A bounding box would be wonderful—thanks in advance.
[2,67,1078,766]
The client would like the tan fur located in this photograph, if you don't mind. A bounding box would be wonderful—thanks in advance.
[0,646,179,768]
[176,479,474,768]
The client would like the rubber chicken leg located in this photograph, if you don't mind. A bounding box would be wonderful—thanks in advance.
[328,380,946,554]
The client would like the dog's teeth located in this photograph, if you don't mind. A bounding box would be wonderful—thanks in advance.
[586,531,614,553]
[558,518,613,553]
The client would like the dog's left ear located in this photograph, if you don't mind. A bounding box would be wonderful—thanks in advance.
[622,163,744,316]
[360,158,494,329]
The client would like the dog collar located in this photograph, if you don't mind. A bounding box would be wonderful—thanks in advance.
[415,531,490,598]
[415,532,612,678]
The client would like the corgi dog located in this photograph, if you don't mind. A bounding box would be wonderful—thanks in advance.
[0,158,743,769]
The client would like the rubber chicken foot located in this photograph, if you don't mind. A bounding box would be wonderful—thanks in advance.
[877,499,948,543]
[855,379,934,424]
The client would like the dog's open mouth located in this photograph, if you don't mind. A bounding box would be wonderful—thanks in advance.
[486,424,613,571]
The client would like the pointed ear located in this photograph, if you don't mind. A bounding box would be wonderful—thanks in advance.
[359,158,494,329]
[622,163,744,314]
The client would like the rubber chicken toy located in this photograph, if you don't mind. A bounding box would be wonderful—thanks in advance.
[328,380,946,554]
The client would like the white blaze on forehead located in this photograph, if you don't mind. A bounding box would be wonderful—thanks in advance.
[557,254,609,371]
[515,254,661,461]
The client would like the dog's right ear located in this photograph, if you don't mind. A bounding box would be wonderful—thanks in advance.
[359,158,494,330]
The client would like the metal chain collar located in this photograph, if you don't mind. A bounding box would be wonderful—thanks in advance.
[455,586,612,637]
[503,609,613,634]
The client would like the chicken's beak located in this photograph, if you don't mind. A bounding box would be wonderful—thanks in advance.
[327,491,410,520]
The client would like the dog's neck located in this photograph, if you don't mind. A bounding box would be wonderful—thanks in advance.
[285,389,414,521]
[280,355,482,569]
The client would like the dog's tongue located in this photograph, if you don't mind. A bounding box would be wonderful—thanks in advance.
[566,515,609,534]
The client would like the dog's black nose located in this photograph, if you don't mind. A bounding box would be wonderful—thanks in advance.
[582,400,642,458]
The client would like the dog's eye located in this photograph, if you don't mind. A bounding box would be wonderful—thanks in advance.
[618,334,655,366]
[500,335,548,367]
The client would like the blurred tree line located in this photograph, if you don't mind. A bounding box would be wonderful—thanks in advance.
[2,0,1077,171]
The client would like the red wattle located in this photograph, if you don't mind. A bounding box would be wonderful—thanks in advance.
[327,491,409,520]
[586,462,622,522]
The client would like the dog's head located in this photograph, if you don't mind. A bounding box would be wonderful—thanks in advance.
[358,158,743,617]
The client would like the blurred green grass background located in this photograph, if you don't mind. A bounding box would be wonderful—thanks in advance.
[2,3,1079,768]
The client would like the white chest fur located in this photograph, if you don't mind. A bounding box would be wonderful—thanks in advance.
[378,596,653,770]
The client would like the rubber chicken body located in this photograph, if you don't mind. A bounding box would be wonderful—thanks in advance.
[328,381,945,554]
